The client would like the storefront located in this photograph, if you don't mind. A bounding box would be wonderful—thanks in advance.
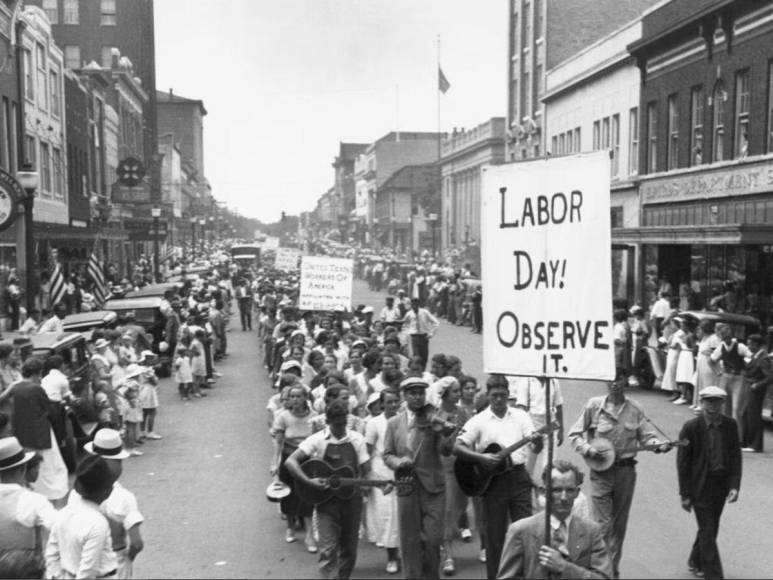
[615,155,773,326]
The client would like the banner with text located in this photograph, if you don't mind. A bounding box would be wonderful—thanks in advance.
[299,256,353,311]
[263,236,280,251]
[481,152,615,381]
[275,247,301,272]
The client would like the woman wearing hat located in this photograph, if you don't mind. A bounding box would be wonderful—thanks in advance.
[0,436,56,578]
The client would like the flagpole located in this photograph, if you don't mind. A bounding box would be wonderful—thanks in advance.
[436,34,441,160]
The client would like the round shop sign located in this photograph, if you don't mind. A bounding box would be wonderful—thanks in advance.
[0,169,22,233]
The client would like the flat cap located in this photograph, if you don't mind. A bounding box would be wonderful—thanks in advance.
[400,376,428,390]
[699,385,727,399]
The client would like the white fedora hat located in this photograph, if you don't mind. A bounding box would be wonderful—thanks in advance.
[84,428,131,460]
[0,437,37,471]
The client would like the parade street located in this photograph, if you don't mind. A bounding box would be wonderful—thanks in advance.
[121,279,773,580]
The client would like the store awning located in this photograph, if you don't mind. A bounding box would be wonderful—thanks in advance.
[612,224,773,245]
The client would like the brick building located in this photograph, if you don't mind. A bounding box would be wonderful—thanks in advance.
[332,142,367,241]
[625,0,773,319]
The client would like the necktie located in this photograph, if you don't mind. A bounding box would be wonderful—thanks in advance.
[552,520,569,558]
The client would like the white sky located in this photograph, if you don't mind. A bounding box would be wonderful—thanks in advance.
[154,0,507,223]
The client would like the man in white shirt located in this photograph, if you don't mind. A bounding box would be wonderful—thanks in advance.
[402,298,439,369]
[18,308,42,335]
[46,454,118,580]
[379,296,401,324]
[41,355,73,404]
[650,291,672,338]
[509,375,564,485]
[37,303,67,335]
[455,374,542,580]
[0,436,57,578]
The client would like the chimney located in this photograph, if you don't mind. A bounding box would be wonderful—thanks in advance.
[111,47,120,70]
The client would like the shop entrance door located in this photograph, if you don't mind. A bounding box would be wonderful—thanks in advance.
[658,244,691,293]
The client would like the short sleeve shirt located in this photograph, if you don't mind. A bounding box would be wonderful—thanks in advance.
[298,428,370,465]
[457,407,536,465]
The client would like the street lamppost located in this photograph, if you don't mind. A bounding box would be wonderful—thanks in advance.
[151,206,161,282]
[16,164,39,313]
[199,219,205,253]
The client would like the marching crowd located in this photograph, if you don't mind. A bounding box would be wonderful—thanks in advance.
[257,265,750,580]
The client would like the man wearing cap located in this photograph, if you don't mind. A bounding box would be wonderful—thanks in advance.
[401,298,438,369]
[71,429,144,579]
[380,296,401,325]
[677,386,742,580]
[384,376,455,579]
[45,454,118,579]
[454,374,542,580]
[0,436,56,575]
[568,377,671,579]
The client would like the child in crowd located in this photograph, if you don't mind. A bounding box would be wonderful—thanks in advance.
[174,345,193,401]
[93,380,118,429]
[189,330,207,398]
[138,352,162,440]
[119,377,143,456]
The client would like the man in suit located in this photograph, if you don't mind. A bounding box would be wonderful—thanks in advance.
[383,377,455,579]
[740,333,772,452]
[497,460,613,579]
[677,386,742,580]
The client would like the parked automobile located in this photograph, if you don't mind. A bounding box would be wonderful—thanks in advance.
[103,296,171,376]
[62,310,119,342]
[124,282,181,299]
[3,331,96,471]
[632,310,761,391]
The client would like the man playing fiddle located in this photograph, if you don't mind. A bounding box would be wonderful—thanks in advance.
[383,377,456,579]
[454,374,542,580]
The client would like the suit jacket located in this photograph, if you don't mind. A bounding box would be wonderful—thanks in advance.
[11,380,53,449]
[677,414,742,500]
[383,409,445,494]
[744,348,773,386]
[497,512,612,579]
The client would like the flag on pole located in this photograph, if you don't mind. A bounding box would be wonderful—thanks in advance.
[87,253,107,308]
[49,263,66,307]
[438,67,451,94]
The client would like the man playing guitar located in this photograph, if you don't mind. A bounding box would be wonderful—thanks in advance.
[383,376,456,579]
[285,400,370,580]
[454,374,542,580]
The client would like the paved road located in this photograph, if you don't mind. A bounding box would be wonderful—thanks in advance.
[122,280,773,579]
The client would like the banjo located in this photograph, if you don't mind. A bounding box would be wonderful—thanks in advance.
[583,437,688,472]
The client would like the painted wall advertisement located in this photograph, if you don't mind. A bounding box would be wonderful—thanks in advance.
[481,151,615,381]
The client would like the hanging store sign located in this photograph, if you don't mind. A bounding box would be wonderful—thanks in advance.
[112,183,151,204]
[0,168,23,233]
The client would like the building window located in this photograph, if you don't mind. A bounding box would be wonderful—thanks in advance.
[101,0,117,25]
[690,86,704,166]
[523,1,531,47]
[534,0,543,40]
[574,127,581,152]
[629,107,639,175]
[768,61,773,153]
[50,69,60,117]
[534,63,543,100]
[713,81,726,162]
[551,135,557,154]
[734,70,750,158]
[611,113,620,177]
[42,0,58,24]
[36,43,47,111]
[40,142,51,195]
[566,130,573,153]
[511,11,519,55]
[667,94,679,170]
[647,102,658,173]
[558,133,565,154]
[601,117,610,149]
[25,136,36,173]
[101,46,117,69]
[593,120,600,150]
[610,207,623,228]
[521,71,530,120]
[1,98,9,170]
[64,45,80,70]
[52,147,63,198]
[510,78,518,124]
[63,0,78,24]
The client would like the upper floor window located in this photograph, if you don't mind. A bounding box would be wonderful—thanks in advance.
[601,117,610,149]
[36,43,48,111]
[611,114,620,177]
[101,46,117,69]
[50,70,61,117]
[629,107,639,175]
[534,0,543,40]
[574,127,581,152]
[101,0,117,26]
[690,86,704,166]
[734,70,750,158]
[42,0,58,24]
[23,50,34,101]
[592,120,600,150]
[511,11,519,55]
[521,71,530,120]
[667,94,679,170]
[63,0,79,25]
[713,81,726,162]
[40,142,51,196]
[64,45,80,70]
[647,102,658,173]
[523,0,531,47]
[767,61,773,153]
[510,78,518,124]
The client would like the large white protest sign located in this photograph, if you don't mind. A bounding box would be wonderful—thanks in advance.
[299,256,353,311]
[275,247,300,272]
[264,236,280,250]
[481,151,615,381]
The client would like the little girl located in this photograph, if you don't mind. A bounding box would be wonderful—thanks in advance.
[120,378,143,456]
[138,352,162,440]
[189,330,207,398]
[174,345,193,401]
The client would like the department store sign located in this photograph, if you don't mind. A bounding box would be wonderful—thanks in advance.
[641,159,773,204]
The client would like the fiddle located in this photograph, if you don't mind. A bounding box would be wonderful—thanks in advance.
[415,405,460,436]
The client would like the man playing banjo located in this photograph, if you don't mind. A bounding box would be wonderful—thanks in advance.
[568,375,673,579]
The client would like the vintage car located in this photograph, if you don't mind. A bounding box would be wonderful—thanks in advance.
[62,310,119,341]
[124,282,181,300]
[633,310,761,391]
[3,331,96,471]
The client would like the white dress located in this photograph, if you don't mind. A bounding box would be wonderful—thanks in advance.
[675,334,695,385]
[364,414,399,549]
[661,330,681,392]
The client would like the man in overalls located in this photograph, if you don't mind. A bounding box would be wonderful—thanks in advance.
[286,400,370,579]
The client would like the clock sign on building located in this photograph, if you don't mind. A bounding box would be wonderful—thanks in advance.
[0,169,23,233]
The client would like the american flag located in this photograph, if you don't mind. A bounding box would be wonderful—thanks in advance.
[49,263,66,307]
[87,253,107,307]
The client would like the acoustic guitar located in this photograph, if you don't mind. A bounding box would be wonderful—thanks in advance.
[454,422,558,497]
[295,458,406,505]
[583,438,689,472]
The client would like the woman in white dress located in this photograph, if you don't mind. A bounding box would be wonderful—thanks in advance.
[691,320,722,410]
[674,318,696,405]
[661,316,682,395]
[364,389,401,574]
